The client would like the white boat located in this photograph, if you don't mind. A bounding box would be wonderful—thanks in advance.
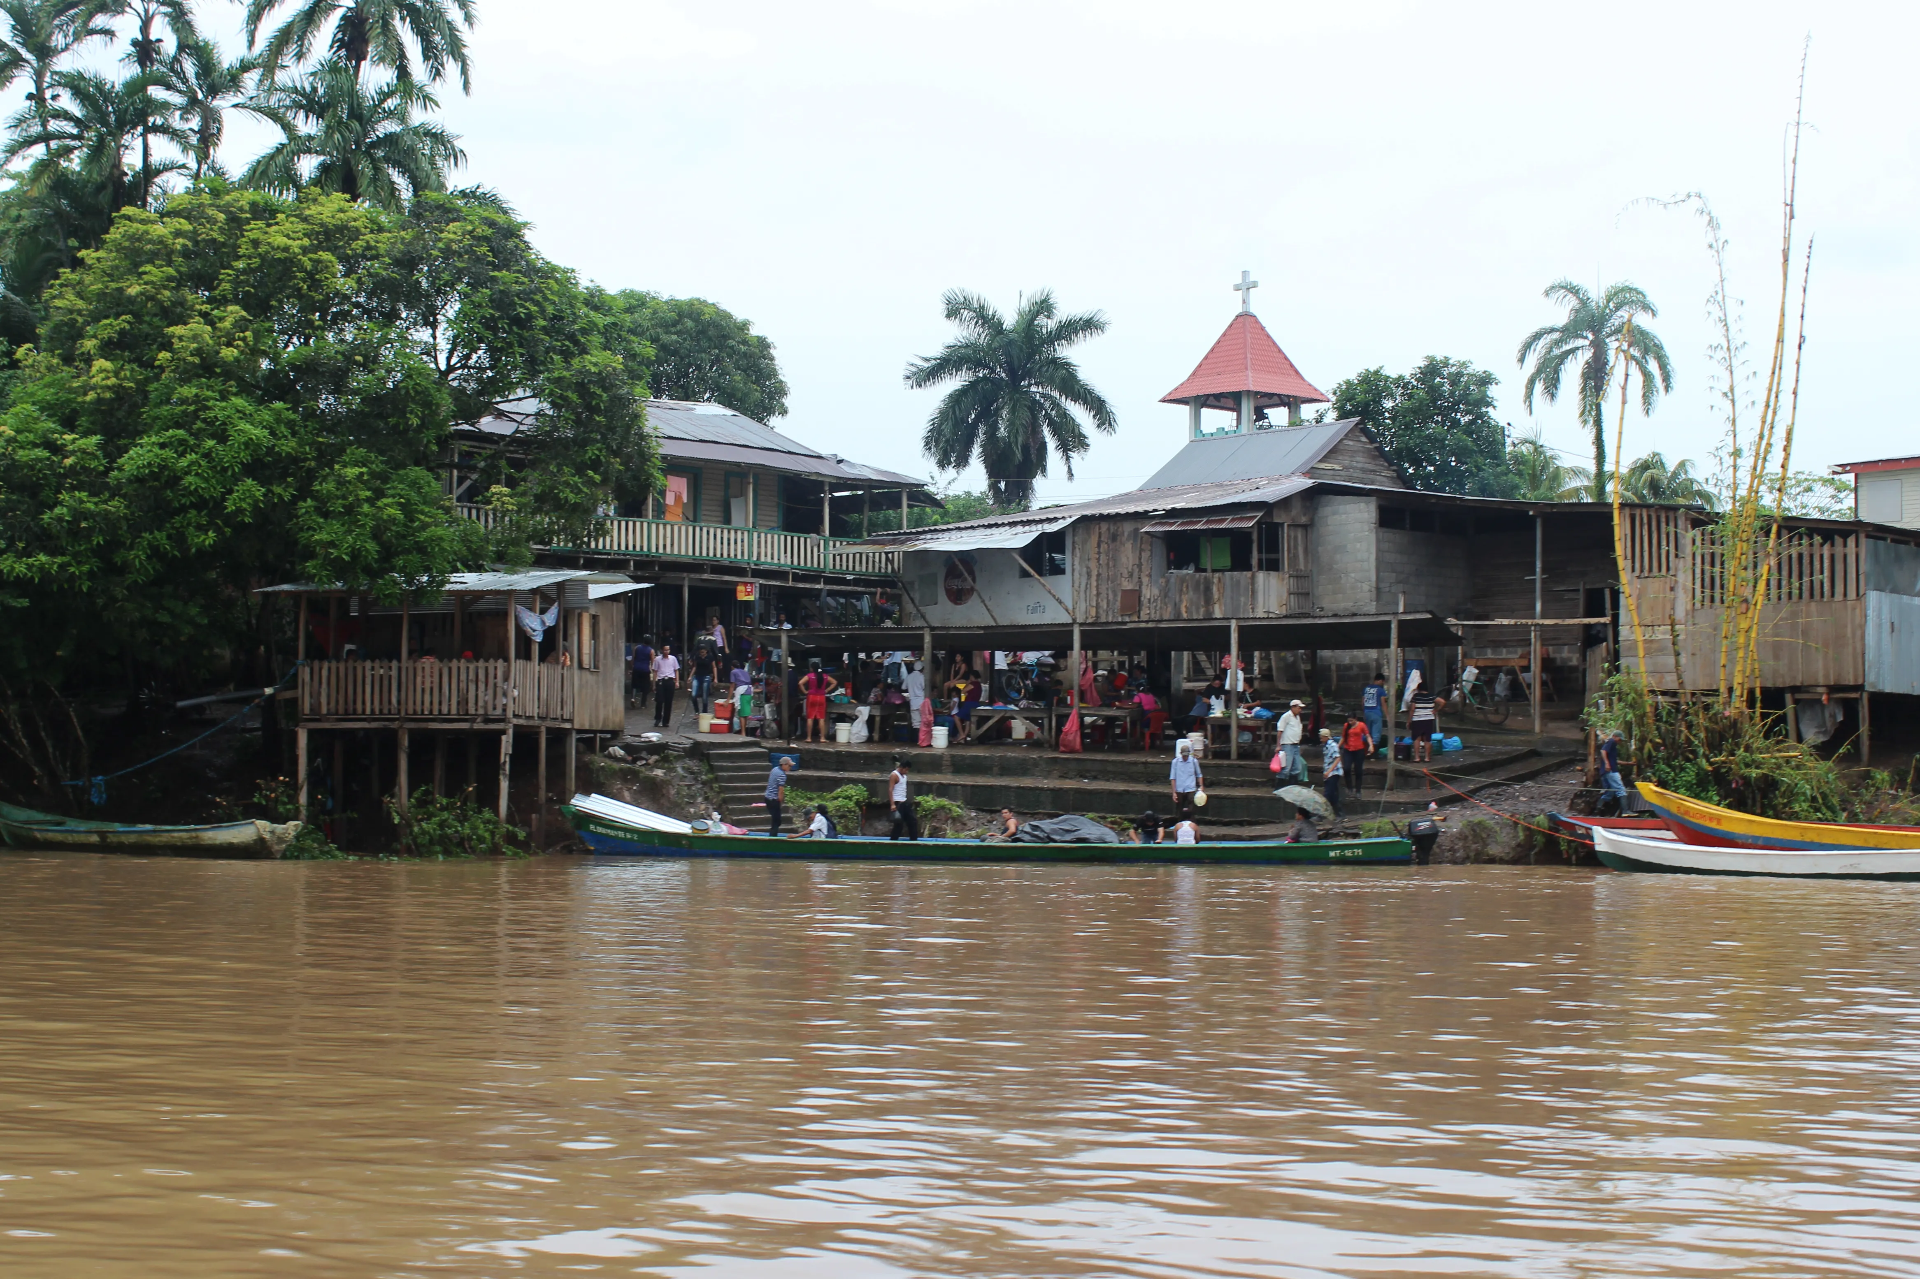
[1592,826,1920,880]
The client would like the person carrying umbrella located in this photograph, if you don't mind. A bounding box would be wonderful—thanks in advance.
[1318,728,1345,821]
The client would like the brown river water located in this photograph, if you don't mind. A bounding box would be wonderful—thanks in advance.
[4,854,1920,1278]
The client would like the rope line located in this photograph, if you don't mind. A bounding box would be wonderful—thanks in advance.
[63,664,302,801]
[1418,767,1595,847]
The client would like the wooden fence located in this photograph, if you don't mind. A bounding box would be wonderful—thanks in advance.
[300,659,575,723]
[454,505,898,576]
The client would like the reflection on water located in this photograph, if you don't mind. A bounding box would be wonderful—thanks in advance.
[2,854,1920,1276]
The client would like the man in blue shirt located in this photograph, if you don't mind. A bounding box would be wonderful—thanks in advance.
[1599,731,1627,812]
[1169,740,1204,822]
[765,756,795,835]
[1361,672,1387,750]
[630,635,654,709]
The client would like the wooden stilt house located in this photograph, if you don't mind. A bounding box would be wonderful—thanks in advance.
[262,570,641,839]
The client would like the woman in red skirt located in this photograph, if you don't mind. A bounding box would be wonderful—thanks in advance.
[801,660,839,742]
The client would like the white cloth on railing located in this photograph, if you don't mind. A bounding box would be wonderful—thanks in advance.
[515,602,560,641]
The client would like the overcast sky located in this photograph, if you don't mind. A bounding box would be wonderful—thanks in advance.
[236,0,1916,502]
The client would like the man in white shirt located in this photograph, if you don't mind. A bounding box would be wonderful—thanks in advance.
[1277,699,1305,778]
[904,661,927,729]
[651,644,681,728]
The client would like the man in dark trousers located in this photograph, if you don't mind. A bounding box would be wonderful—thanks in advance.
[764,755,795,835]
[651,642,680,729]
[887,758,920,841]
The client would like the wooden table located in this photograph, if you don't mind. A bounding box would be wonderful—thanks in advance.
[1075,704,1141,748]
[970,705,1058,744]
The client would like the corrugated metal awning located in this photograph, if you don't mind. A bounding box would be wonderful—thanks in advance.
[588,582,652,599]
[853,516,1076,554]
[1138,511,1263,533]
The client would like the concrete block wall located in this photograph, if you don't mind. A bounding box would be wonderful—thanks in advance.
[1311,495,1377,615]
[1376,528,1473,616]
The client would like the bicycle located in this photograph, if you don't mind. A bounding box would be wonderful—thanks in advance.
[1448,668,1510,727]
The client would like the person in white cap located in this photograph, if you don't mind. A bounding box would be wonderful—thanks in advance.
[1277,698,1306,780]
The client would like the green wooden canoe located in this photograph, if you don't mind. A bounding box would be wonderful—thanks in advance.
[565,802,1411,866]
[0,801,301,859]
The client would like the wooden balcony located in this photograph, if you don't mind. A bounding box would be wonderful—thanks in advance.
[299,659,578,726]
[455,505,899,577]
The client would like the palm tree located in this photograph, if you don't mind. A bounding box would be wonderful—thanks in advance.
[4,67,188,209]
[167,37,262,179]
[243,59,462,210]
[244,0,475,91]
[0,0,117,157]
[1506,428,1592,502]
[903,288,1116,510]
[1517,280,1673,502]
[1621,451,1717,509]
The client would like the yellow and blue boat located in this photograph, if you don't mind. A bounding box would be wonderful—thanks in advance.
[1637,782,1920,852]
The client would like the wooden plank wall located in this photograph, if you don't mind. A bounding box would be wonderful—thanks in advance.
[1073,514,1301,622]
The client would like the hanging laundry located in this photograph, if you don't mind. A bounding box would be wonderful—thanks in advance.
[515,602,560,642]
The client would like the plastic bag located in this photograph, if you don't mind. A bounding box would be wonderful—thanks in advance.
[1268,750,1285,774]
[850,706,870,744]
[918,698,934,747]
[1059,710,1083,753]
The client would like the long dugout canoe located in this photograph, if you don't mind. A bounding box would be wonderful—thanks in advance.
[1638,782,1920,852]
[565,804,1412,866]
[1593,824,1920,880]
[0,802,300,859]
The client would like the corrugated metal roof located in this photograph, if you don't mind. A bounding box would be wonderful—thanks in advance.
[465,396,932,493]
[258,569,602,594]
[856,475,1315,546]
[1160,312,1328,408]
[875,516,1076,552]
[1138,420,1357,490]
[1138,511,1263,533]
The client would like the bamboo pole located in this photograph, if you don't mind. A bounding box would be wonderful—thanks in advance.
[1533,515,1543,737]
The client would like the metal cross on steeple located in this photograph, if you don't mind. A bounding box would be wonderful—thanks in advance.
[1233,269,1258,313]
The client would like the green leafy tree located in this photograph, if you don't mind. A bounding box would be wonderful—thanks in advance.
[611,290,788,421]
[0,186,652,720]
[1621,451,1716,509]
[244,0,475,91]
[1517,280,1673,501]
[1761,471,1853,520]
[904,288,1115,510]
[1331,356,1514,497]
[1504,429,1591,501]
[243,59,462,209]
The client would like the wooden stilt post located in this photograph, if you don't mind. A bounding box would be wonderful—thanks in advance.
[497,728,512,823]
[1532,514,1544,738]
[1070,620,1082,739]
[296,727,309,823]
[332,736,343,827]
[466,732,477,796]
[433,733,445,797]
[1861,692,1871,766]
[536,725,548,846]
[1386,612,1401,795]
[396,726,409,817]
[1228,618,1240,760]
[566,729,578,805]
[296,595,309,819]
[368,730,381,823]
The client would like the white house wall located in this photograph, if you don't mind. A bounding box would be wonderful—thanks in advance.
[901,544,1074,627]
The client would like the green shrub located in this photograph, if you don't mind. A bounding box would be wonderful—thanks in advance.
[388,788,529,859]
[282,825,348,859]
[914,793,967,836]
[786,784,873,832]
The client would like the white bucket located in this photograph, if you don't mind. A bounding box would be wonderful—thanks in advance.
[697,713,714,734]
[931,726,951,749]
[835,723,852,744]
[1010,718,1029,740]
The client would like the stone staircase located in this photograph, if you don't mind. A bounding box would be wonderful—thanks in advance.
[687,734,1579,828]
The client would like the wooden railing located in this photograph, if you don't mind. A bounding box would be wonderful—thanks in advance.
[454,505,899,577]
[300,659,574,723]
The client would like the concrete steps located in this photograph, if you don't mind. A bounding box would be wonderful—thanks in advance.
[686,737,1578,824]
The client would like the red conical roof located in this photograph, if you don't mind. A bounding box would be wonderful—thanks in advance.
[1160,312,1328,410]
